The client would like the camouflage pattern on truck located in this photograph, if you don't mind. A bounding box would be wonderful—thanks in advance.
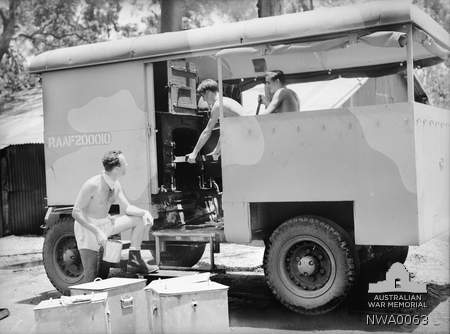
[42,61,155,210]
[221,102,449,245]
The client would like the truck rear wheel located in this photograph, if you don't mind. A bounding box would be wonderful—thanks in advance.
[43,216,109,295]
[264,215,358,315]
[150,243,206,267]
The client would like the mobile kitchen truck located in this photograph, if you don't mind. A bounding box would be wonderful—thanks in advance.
[28,1,449,314]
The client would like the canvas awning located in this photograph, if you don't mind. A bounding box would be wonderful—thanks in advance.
[212,27,449,80]
[28,1,449,74]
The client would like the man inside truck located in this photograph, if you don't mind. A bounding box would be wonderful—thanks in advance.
[187,79,244,163]
[72,150,156,279]
[257,70,300,114]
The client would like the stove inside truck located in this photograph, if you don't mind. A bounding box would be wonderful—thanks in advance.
[152,60,222,230]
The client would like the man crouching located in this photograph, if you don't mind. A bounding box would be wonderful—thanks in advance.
[72,150,155,281]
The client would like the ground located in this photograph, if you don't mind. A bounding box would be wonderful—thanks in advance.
[0,233,448,334]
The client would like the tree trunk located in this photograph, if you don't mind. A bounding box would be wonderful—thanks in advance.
[257,0,313,17]
[160,0,186,33]
[0,0,19,62]
[257,0,283,17]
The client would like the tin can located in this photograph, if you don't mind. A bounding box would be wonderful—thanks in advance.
[103,240,122,263]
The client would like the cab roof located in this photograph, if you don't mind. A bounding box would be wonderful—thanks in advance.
[28,1,449,74]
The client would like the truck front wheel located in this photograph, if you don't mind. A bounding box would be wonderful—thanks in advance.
[43,216,109,295]
[264,215,358,315]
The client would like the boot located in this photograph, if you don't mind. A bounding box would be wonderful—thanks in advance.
[127,250,158,274]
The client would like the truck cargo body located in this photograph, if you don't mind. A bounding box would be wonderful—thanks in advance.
[41,58,449,246]
[221,102,449,245]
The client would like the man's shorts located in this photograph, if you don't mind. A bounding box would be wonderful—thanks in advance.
[74,217,114,251]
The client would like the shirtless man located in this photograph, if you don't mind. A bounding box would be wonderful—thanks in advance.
[187,79,244,163]
[72,150,155,281]
[258,70,300,114]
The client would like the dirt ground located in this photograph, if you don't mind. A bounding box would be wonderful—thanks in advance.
[0,233,448,334]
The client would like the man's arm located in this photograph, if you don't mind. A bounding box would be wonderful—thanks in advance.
[116,184,153,225]
[117,185,145,216]
[259,89,282,115]
[187,107,219,163]
[72,181,106,245]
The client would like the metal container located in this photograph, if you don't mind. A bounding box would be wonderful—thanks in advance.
[145,276,229,334]
[34,292,110,334]
[70,278,148,334]
[102,240,122,263]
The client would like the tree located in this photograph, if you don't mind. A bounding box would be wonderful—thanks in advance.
[0,0,123,100]
[412,0,450,108]
[0,0,19,62]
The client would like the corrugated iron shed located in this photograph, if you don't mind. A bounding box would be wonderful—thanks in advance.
[0,144,46,236]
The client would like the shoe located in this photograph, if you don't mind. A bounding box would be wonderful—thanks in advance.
[127,250,158,274]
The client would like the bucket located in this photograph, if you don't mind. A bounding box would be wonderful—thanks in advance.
[103,240,122,263]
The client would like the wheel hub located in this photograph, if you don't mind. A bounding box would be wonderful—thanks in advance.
[55,236,82,278]
[62,248,77,264]
[297,255,317,276]
[285,240,332,291]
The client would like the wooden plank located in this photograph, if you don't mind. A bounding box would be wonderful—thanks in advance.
[145,270,220,279]
[406,24,414,103]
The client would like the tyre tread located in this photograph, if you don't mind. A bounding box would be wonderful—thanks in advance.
[263,215,358,315]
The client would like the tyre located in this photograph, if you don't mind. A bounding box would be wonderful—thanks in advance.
[42,216,109,295]
[264,215,358,315]
[150,243,206,267]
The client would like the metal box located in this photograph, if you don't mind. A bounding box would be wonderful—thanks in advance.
[34,292,110,334]
[70,278,148,334]
[145,275,229,334]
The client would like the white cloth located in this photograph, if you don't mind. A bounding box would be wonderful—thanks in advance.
[74,217,115,251]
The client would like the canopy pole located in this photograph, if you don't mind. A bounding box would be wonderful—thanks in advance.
[217,57,224,119]
[406,24,414,103]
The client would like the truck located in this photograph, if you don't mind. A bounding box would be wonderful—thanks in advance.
[28,1,449,315]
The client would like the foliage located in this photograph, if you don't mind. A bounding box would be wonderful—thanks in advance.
[412,0,450,108]
[0,0,123,101]
[182,0,257,29]
[416,60,450,109]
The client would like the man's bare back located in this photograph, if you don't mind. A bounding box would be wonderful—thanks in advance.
[272,88,300,113]
[187,79,245,163]
[214,96,245,118]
